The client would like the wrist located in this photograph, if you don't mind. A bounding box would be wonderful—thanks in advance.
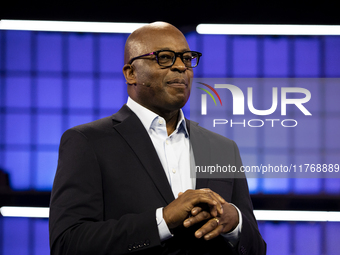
[162,206,174,229]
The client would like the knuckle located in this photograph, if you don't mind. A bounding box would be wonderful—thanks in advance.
[200,211,210,219]
[187,218,193,225]
[202,211,209,217]
[210,219,219,227]
[201,188,211,193]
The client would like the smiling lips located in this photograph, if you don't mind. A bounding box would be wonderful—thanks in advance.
[167,78,187,88]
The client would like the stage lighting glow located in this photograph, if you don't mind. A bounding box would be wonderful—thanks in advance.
[196,24,340,35]
[254,210,340,222]
[0,206,49,218]
[0,20,148,33]
[1,206,340,221]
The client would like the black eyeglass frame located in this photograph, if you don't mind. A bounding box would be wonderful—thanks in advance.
[128,50,202,68]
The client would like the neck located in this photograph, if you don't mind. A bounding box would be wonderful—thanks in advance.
[163,110,180,136]
[128,96,181,136]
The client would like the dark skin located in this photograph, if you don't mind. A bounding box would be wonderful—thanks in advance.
[183,191,239,240]
[122,22,239,240]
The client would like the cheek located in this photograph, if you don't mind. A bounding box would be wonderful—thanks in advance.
[136,69,165,88]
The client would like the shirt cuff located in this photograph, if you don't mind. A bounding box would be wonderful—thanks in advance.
[156,207,173,241]
[221,203,242,247]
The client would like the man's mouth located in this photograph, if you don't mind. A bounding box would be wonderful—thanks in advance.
[167,78,187,87]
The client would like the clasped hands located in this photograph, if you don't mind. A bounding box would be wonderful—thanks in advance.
[163,188,239,241]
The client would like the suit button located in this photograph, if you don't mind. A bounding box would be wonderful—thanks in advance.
[128,244,132,251]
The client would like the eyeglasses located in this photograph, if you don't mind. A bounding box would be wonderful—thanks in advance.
[128,50,202,68]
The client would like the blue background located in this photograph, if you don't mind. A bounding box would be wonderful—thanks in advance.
[0,30,340,254]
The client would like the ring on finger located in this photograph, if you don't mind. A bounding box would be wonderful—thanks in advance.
[213,218,220,225]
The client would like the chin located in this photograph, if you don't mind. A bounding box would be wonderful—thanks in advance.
[172,98,189,110]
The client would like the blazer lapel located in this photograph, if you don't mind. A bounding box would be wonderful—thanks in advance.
[186,120,210,189]
[112,105,175,204]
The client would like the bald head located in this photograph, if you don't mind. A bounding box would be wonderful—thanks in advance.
[124,22,188,64]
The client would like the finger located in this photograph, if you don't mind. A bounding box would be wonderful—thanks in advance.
[199,189,224,216]
[200,188,226,204]
[194,217,220,239]
[183,210,211,228]
[191,206,203,216]
[208,204,218,218]
[193,192,219,209]
[208,199,223,217]
[203,199,219,218]
[178,192,184,197]
[207,191,225,216]
[204,224,224,241]
[183,190,221,218]
[211,191,226,204]
[163,190,220,230]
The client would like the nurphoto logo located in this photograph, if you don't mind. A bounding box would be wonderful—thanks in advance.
[194,79,312,128]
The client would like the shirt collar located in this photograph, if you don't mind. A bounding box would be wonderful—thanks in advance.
[126,97,188,137]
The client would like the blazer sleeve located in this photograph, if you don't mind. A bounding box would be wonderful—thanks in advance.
[49,129,161,255]
[230,141,267,255]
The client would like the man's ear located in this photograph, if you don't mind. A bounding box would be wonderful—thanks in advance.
[123,64,136,85]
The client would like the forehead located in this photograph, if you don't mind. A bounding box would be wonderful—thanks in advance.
[137,28,190,53]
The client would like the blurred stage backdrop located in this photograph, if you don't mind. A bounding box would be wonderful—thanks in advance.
[0,27,340,254]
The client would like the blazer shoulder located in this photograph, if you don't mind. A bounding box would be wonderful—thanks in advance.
[60,115,117,144]
[71,116,113,135]
[61,105,136,141]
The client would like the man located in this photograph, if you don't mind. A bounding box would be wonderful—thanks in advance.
[49,22,266,254]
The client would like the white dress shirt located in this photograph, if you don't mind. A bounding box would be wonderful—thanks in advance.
[126,97,242,246]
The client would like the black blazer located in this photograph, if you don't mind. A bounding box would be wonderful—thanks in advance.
[49,105,266,255]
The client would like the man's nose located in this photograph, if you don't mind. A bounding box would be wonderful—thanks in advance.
[171,56,187,72]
